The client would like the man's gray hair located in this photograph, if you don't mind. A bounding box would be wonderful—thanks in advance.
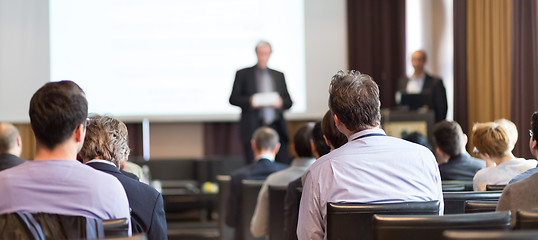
[255,40,272,53]
[252,127,279,151]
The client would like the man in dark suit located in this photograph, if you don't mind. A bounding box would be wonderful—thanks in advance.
[432,120,485,180]
[0,122,25,171]
[396,50,448,122]
[229,41,293,164]
[79,115,167,240]
[225,127,288,240]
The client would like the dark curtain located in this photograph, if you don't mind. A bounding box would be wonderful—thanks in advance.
[126,123,144,159]
[453,0,469,134]
[511,0,538,159]
[203,122,243,157]
[347,0,406,109]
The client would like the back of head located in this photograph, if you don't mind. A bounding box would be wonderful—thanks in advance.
[321,110,348,149]
[328,70,381,132]
[432,121,464,157]
[403,131,431,151]
[312,121,331,157]
[252,127,279,152]
[0,123,20,154]
[79,115,130,168]
[531,111,538,141]
[293,123,314,158]
[494,118,518,151]
[471,122,510,158]
[29,81,88,149]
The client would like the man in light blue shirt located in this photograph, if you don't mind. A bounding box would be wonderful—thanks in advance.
[297,71,443,240]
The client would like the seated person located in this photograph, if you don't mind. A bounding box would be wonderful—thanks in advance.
[79,115,167,239]
[497,111,538,225]
[250,123,316,238]
[225,127,288,240]
[402,131,432,152]
[0,122,25,171]
[432,120,485,180]
[0,81,130,225]
[472,121,537,191]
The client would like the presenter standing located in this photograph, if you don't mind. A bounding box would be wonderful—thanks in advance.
[229,41,293,164]
[396,50,448,122]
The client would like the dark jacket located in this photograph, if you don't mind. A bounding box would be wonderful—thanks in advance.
[0,153,25,171]
[398,73,448,122]
[438,153,485,180]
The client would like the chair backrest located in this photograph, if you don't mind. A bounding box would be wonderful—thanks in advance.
[241,180,265,240]
[326,201,439,240]
[464,200,498,213]
[268,185,287,240]
[374,211,511,240]
[443,191,503,214]
[444,230,538,240]
[442,180,474,191]
[486,184,506,191]
[102,218,129,238]
[516,209,538,229]
[443,184,466,192]
[217,175,234,240]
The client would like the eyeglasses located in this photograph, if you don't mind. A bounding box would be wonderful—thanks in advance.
[530,129,534,137]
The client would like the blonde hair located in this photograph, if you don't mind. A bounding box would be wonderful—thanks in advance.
[494,118,518,151]
[471,122,511,158]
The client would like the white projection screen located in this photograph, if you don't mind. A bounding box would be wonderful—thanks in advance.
[50,0,305,120]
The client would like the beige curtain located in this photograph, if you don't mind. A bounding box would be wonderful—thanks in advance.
[467,0,512,130]
[14,124,35,160]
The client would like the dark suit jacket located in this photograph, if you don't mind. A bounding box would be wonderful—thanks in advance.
[87,162,167,240]
[397,73,448,122]
[225,158,288,240]
[283,177,302,240]
[0,153,25,171]
[438,153,485,181]
[229,65,293,143]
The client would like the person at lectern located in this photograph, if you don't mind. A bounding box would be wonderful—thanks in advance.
[229,40,293,164]
[396,50,448,122]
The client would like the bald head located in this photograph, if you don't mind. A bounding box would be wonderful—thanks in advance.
[0,123,22,156]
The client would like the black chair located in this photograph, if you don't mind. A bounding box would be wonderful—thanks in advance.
[216,175,234,240]
[442,180,474,191]
[515,209,538,229]
[241,180,265,240]
[268,185,287,240]
[443,191,503,214]
[102,218,129,238]
[326,201,439,240]
[486,184,507,191]
[443,184,466,192]
[464,200,498,213]
[444,230,538,240]
[374,211,511,240]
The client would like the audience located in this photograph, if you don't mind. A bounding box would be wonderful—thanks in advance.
[497,111,538,225]
[250,123,316,238]
[225,126,288,240]
[0,81,130,225]
[509,112,538,184]
[297,70,443,240]
[320,109,348,151]
[0,123,25,171]
[402,131,432,152]
[79,114,167,239]
[432,120,485,180]
[472,121,537,191]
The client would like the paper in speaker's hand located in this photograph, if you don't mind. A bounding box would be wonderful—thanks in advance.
[252,92,280,107]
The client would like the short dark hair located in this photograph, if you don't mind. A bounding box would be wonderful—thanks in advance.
[403,131,431,151]
[321,110,347,149]
[432,121,464,157]
[328,70,381,132]
[252,127,279,152]
[532,111,538,141]
[312,121,330,157]
[29,81,88,149]
[293,123,314,158]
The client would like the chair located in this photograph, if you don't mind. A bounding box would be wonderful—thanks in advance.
[268,185,287,240]
[515,209,538,229]
[374,211,511,240]
[443,191,503,214]
[326,201,439,240]
[444,230,538,240]
[464,200,498,213]
[216,175,234,240]
[102,218,129,238]
[486,184,506,191]
[443,184,466,192]
[442,180,474,191]
[241,180,265,240]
